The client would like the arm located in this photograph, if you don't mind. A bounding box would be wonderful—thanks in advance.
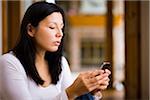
[65,70,104,100]
[66,69,111,100]
[0,55,32,100]
[55,57,111,100]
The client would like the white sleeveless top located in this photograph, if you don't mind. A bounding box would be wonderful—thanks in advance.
[0,52,73,100]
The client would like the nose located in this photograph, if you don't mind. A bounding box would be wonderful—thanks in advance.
[56,28,63,38]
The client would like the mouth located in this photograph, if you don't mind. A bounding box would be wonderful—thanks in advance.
[53,41,61,46]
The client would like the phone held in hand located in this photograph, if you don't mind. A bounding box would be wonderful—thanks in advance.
[99,61,111,71]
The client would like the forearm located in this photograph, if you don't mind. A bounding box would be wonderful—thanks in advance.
[65,85,78,100]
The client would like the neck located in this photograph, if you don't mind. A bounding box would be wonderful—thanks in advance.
[35,50,46,65]
[35,50,51,86]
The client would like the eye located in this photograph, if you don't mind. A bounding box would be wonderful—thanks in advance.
[49,27,55,29]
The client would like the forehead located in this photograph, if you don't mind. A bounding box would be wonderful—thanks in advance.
[42,12,63,25]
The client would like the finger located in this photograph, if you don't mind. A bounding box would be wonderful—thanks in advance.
[87,77,109,91]
[89,70,104,78]
[95,73,109,81]
[95,75,105,82]
[85,77,101,91]
[82,69,105,79]
[102,72,110,77]
[97,77,109,85]
[104,77,110,82]
[98,82,109,90]
[87,75,110,84]
[80,75,98,86]
[87,83,100,92]
[84,70,103,79]
[87,76,98,84]
[99,85,108,90]
[101,76,110,81]
[104,69,111,75]
[100,80,109,86]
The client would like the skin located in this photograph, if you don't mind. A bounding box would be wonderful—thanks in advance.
[27,12,64,87]
[27,12,111,99]
[66,69,111,100]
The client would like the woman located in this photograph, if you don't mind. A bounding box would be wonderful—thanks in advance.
[0,1,111,100]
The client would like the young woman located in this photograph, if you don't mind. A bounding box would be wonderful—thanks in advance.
[0,1,111,100]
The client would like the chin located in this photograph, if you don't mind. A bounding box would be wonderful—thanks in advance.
[47,47,59,52]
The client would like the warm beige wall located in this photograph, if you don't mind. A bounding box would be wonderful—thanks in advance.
[140,1,149,99]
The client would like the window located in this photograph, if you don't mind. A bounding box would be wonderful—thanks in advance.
[81,39,105,67]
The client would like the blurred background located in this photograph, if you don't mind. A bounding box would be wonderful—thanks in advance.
[0,0,149,100]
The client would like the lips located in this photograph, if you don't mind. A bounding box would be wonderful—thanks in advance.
[53,41,61,46]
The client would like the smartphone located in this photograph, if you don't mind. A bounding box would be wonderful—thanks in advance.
[99,61,111,70]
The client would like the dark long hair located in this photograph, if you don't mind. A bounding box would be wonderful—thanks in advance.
[12,1,65,85]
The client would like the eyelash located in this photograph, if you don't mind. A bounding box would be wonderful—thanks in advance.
[49,27,63,30]
[49,27,55,29]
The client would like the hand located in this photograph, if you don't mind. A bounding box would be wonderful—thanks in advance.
[66,70,104,100]
[95,69,111,90]
[91,69,111,99]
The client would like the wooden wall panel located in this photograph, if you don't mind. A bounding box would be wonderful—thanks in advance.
[2,1,8,53]
[125,1,141,99]
[2,1,20,53]
[7,1,20,50]
[140,1,149,99]
[106,1,113,88]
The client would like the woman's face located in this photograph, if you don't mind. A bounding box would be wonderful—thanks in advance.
[30,12,64,52]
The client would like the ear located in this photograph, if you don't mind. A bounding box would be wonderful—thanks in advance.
[27,23,36,37]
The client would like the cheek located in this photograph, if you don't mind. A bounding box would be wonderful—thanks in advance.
[36,28,53,40]
[38,34,53,45]
[35,30,56,47]
[43,33,53,40]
